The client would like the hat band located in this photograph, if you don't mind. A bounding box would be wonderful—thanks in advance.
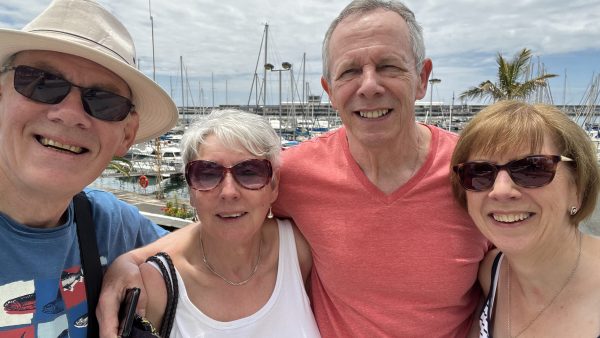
[27,29,132,65]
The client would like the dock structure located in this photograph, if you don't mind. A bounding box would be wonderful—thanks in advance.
[102,158,184,179]
[88,185,193,231]
[101,170,183,179]
[181,99,600,137]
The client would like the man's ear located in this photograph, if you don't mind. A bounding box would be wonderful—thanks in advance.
[270,170,280,204]
[115,111,140,156]
[321,76,337,110]
[415,58,433,100]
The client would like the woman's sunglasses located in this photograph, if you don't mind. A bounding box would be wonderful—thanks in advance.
[185,159,273,191]
[453,155,574,192]
[2,65,134,122]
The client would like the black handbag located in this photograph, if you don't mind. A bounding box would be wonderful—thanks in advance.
[125,315,161,338]
[74,193,178,338]
[73,192,103,338]
[147,252,179,337]
[122,252,179,338]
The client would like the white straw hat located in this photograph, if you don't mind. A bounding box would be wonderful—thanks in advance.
[0,0,178,143]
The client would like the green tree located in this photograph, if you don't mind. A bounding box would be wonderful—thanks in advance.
[460,48,557,102]
[107,156,132,176]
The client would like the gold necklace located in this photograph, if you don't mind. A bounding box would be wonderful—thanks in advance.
[200,237,262,286]
[506,233,582,337]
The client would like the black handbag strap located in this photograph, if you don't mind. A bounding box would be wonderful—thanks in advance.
[74,191,103,338]
[146,252,179,337]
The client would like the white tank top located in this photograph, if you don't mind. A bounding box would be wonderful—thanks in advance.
[151,219,321,337]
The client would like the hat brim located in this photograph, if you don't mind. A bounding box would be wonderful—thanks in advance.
[0,29,178,143]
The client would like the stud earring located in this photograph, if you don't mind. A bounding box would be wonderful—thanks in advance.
[267,207,273,219]
[569,206,578,216]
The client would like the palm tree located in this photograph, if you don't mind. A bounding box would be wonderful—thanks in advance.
[107,156,132,176]
[460,48,557,103]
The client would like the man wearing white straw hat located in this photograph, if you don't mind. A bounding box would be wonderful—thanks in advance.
[0,0,178,336]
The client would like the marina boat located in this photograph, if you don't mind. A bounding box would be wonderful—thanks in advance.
[110,142,183,179]
[157,146,183,173]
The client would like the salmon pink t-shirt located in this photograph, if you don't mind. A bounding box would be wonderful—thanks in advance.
[274,125,489,337]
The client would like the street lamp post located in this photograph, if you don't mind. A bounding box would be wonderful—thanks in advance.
[149,0,164,199]
[426,77,441,124]
[265,62,292,137]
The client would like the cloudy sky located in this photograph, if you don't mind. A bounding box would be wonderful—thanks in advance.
[1,0,599,108]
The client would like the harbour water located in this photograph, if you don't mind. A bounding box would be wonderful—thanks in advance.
[90,172,600,235]
[89,109,600,233]
[91,174,189,201]
[90,171,600,236]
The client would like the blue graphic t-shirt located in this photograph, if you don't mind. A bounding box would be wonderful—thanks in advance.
[0,188,167,337]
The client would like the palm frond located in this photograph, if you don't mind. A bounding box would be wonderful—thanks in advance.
[459,48,558,103]
[107,156,133,176]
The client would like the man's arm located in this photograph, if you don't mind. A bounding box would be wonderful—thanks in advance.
[97,223,196,338]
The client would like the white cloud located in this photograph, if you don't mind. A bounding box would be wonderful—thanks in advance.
[1,0,598,105]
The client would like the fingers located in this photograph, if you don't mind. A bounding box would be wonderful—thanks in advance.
[97,253,146,337]
[136,283,148,318]
[97,286,122,338]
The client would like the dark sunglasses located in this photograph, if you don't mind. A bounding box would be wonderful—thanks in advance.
[185,159,273,191]
[3,65,134,122]
[453,155,574,192]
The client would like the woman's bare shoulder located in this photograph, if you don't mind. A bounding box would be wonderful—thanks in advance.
[140,260,168,330]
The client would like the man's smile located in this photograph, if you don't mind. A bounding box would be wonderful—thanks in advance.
[36,136,87,154]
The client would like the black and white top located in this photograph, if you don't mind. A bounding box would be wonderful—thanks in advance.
[479,252,504,338]
[479,252,600,338]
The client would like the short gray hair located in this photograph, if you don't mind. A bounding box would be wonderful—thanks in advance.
[322,0,425,83]
[180,109,281,171]
[1,53,17,68]
[0,53,17,83]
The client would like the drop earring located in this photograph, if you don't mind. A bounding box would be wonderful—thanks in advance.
[267,207,273,219]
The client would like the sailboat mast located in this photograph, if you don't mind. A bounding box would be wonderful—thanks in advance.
[180,56,184,123]
[149,0,162,199]
[149,0,156,81]
[301,53,307,130]
[449,92,454,132]
[263,23,269,115]
[199,80,202,115]
[302,53,306,106]
[563,68,567,109]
